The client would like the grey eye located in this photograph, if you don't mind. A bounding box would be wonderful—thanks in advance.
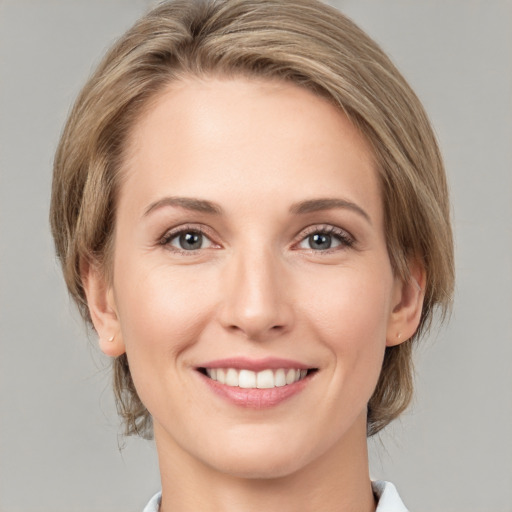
[300,232,342,251]
[170,231,212,250]
[309,233,332,250]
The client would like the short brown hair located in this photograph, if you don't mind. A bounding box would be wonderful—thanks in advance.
[50,0,454,438]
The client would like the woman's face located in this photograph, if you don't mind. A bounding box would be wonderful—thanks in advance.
[93,77,408,477]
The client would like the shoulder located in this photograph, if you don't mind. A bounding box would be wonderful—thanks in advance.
[373,481,409,512]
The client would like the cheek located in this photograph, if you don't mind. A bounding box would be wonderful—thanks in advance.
[113,258,216,362]
[301,265,392,338]
[111,261,221,418]
[300,266,392,384]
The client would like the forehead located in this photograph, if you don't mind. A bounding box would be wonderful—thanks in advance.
[120,76,381,222]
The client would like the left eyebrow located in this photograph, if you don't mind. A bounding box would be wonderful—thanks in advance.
[143,196,224,217]
[289,198,372,225]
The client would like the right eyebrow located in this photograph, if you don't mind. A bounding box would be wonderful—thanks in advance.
[143,196,224,217]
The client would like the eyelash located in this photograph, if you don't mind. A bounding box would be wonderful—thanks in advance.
[296,224,355,253]
[158,223,355,255]
[159,224,217,256]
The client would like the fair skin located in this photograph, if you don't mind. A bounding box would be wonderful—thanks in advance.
[84,77,424,512]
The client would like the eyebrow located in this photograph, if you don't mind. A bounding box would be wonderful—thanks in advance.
[143,196,371,224]
[289,198,371,224]
[143,196,224,217]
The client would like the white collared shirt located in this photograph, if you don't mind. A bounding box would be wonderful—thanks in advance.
[142,481,409,511]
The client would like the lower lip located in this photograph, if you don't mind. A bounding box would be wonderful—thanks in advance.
[198,372,310,409]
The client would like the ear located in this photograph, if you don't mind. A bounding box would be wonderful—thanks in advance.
[81,258,126,357]
[386,260,426,347]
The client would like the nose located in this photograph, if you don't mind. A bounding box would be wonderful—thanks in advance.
[217,246,294,341]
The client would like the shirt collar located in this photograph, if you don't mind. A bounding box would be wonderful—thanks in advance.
[373,480,409,512]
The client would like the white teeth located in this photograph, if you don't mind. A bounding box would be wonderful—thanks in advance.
[225,368,238,386]
[285,369,297,385]
[239,369,256,388]
[274,368,286,387]
[256,369,274,389]
[204,367,309,388]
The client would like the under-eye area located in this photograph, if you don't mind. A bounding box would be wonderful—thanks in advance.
[197,367,319,389]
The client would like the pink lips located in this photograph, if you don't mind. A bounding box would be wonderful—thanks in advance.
[196,357,314,409]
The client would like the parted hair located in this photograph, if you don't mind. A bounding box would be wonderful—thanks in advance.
[50,0,454,438]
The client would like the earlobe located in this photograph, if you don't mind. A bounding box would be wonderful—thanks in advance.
[99,330,125,357]
[81,258,126,357]
[386,261,426,347]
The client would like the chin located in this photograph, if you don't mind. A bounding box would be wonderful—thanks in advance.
[199,430,323,480]
[212,452,309,480]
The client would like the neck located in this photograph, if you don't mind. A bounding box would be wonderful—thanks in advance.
[155,414,376,512]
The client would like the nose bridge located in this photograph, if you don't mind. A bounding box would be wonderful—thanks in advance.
[219,240,292,339]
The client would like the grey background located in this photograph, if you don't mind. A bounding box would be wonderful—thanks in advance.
[1,0,511,511]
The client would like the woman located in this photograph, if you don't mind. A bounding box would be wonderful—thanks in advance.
[50,0,454,510]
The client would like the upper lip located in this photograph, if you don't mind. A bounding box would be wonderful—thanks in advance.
[196,357,314,372]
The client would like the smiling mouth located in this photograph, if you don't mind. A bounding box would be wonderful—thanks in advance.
[198,367,317,389]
